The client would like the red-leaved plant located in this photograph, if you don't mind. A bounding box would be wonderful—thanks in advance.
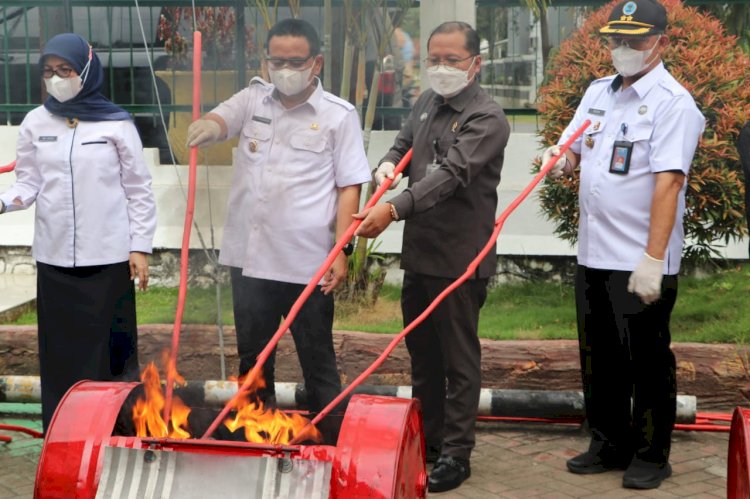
[536,0,750,262]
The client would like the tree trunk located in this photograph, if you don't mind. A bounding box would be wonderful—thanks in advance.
[2,325,748,411]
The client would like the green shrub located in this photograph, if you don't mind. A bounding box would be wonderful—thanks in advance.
[536,0,750,261]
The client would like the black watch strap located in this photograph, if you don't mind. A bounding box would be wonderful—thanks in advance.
[342,242,354,256]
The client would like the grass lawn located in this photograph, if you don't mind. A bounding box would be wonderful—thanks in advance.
[8,263,750,343]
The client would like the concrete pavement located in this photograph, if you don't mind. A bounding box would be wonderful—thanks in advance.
[0,410,729,498]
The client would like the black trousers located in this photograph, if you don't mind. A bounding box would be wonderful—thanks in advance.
[575,265,678,464]
[402,271,488,460]
[230,268,342,416]
[37,261,139,433]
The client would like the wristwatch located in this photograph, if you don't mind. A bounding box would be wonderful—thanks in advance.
[342,242,354,256]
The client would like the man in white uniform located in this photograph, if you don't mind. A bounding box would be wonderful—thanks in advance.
[188,19,372,439]
[542,0,704,490]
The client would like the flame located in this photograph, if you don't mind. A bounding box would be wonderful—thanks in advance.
[131,361,322,444]
[132,362,191,439]
[223,371,322,444]
[223,393,322,444]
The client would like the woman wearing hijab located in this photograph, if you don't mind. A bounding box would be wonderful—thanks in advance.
[0,33,156,432]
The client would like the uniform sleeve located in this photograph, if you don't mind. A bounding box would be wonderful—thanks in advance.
[211,85,256,139]
[390,108,509,220]
[649,93,705,174]
[333,108,374,187]
[382,95,422,174]
[117,121,156,253]
[0,115,41,212]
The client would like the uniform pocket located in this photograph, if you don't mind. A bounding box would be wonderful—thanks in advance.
[290,132,326,154]
[240,121,272,159]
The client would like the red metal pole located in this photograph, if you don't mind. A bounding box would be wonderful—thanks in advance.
[201,148,413,439]
[0,160,15,173]
[291,120,592,443]
[164,31,202,426]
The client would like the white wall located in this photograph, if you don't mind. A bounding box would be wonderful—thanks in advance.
[1,126,747,259]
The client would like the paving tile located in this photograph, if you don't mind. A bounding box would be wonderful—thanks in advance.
[0,417,731,498]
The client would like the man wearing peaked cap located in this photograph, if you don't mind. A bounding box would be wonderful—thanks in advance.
[540,0,704,490]
[600,0,667,36]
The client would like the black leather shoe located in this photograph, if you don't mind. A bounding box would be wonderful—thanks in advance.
[428,455,471,493]
[425,444,442,464]
[622,459,672,489]
[566,447,630,474]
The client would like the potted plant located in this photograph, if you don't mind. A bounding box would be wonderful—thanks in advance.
[156,7,259,165]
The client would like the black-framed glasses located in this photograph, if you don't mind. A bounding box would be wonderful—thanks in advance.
[41,66,75,79]
[423,55,475,68]
[265,55,313,70]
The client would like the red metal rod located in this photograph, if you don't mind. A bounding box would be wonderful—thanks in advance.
[291,120,593,444]
[201,148,414,439]
[0,423,43,438]
[0,160,15,174]
[674,423,731,433]
[164,31,202,426]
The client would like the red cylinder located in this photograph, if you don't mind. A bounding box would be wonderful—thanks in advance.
[34,382,426,498]
[728,406,750,498]
[35,381,139,498]
[332,394,427,498]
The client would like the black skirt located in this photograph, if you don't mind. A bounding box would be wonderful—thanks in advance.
[36,261,139,432]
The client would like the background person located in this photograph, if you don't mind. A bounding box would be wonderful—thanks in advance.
[542,0,704,490]
[187,19,371,441]
[354,21,510,494]
[0,33,156,432]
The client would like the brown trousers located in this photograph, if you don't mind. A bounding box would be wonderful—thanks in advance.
[402,272,488,460]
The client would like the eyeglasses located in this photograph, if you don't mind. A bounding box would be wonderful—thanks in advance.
[265,55,313,70]
[423,55,475,68]
[607,35,659,50]
[41,66,75,79]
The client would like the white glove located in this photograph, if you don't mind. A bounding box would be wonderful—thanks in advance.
[187,119,222,148]
[542,145,569,179]
[627,253,664,304]
[374,161,403,189]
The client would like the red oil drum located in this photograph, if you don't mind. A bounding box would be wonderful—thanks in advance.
[34,381,426,498]
[728,406,750,498]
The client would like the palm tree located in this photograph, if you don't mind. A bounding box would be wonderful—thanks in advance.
[523,0,551,71]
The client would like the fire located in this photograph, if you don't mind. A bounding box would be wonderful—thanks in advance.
[224,391,322,444]
[131,361,321,444]
[132,362,191,439]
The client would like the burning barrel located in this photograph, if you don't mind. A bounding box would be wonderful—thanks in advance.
[34,380,427,498]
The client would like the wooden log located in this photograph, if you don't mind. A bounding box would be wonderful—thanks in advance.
[1,325,748,410]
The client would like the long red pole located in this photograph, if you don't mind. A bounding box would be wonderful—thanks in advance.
[201,148,413,439]
[290,119,592,444]
[0,160,15,174]
[163,31,202,425]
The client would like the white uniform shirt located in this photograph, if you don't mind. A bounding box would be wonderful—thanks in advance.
[214,78,372,284]
[0,107,156,267]
[559,63,704,274]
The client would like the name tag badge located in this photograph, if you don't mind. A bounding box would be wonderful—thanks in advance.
[588,108,606,116]
[39,136,57,142]
[609,141,633,175]
[251,115,272,124]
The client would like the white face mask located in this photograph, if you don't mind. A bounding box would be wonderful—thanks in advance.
[426,57,476,98]
[44,74,83,103]
[610,37,660,77]
[269,66,314,97]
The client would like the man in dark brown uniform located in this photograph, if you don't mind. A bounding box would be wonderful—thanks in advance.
[355,21,510,494]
